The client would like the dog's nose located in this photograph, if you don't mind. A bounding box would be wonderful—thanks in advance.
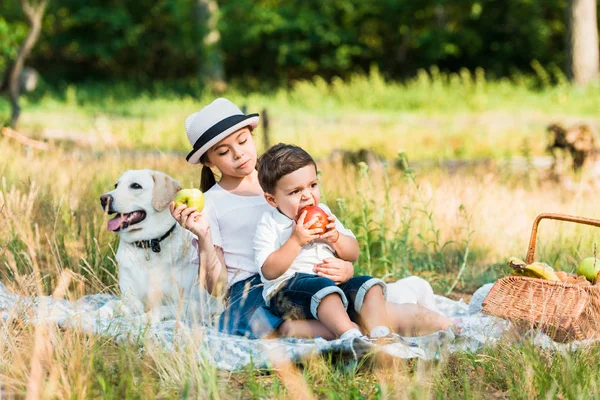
[100,194,113,210]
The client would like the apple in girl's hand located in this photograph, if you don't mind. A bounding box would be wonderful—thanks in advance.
[297,205,329,230]
[173,188,205,211]
[577,257,600,282]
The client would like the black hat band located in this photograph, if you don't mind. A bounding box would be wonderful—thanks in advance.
[186,113,259,161]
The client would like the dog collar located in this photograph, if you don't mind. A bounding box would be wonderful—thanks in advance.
[132,224,177,253]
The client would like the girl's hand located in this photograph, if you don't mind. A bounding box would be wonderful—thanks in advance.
[320,213,340,243]
[169,202,209,238]
[313,257,354,284]
[291,210,323,247]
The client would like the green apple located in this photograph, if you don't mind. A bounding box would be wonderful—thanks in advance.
[577,257,600,282]
[173,188,205,211]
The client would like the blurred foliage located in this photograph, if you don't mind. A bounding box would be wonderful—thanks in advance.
[0,10,28,76]
[0,0,592,88]
[219,0,570,86]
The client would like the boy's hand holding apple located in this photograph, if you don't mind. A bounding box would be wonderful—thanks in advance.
[296,205,340,244]
[298,205,329,231]
[291,210,323,247]
[319,213,340,244]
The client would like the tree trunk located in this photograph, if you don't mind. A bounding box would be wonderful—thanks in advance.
[9,0,47,128]
[567,0,599,86]
[196,0,226,93]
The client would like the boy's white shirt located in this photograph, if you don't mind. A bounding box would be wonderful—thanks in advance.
[253,203,355,301]
[192,183,271,288]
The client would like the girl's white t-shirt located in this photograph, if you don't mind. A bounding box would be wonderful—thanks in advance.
[194,183,271,287]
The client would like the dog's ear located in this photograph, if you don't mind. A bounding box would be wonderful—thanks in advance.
[151,171,183,211]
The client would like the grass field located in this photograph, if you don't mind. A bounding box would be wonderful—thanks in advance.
[2,71,600,398]
[3,67,600,161]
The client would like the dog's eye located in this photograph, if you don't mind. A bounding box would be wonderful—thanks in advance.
[114,183,118,189]
[130,183,142,189]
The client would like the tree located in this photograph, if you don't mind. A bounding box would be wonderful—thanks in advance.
[8,0,47,128]
[567,0,599,85]
[197,0,226,92]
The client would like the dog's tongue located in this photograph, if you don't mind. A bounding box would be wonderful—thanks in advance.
[107,214,126,231]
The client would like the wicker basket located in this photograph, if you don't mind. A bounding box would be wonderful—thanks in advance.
[482,213,600,342]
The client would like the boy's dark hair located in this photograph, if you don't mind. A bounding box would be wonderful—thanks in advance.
[257,143,316,194]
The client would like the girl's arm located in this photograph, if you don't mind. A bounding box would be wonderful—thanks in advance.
[197,240,228,297]
[313,258,354,283]
[171,203,227,296]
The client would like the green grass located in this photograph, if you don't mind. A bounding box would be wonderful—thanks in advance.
[3,66,600,161]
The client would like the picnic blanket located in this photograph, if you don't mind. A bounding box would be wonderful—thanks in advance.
[0,281,584,371]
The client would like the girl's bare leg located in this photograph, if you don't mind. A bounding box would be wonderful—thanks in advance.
[278,319,336,340]
[385,302,453,336]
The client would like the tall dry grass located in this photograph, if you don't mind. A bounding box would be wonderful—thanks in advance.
[3,132,600,397]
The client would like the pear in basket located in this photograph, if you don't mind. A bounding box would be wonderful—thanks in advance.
[577,257,600,283]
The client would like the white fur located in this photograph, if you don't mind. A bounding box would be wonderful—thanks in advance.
[99,169,222,324]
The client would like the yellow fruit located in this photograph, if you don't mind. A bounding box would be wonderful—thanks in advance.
[507,256,560,280]
[521,262,561,281]
[508,257,527,270]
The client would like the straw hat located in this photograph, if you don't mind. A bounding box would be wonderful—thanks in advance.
[185,98,259,164]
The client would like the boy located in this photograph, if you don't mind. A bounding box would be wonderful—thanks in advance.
[254,143,400,350]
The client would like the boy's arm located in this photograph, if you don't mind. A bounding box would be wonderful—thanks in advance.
[255,210,322,280]
[260,238,303,280]
[319,204,359,262]
[328,233,359,262]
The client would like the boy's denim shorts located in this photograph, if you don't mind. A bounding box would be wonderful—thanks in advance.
[268,272,387,322]
[217,274,284,339]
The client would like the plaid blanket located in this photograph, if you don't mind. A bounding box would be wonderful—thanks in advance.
[0,282,539,371]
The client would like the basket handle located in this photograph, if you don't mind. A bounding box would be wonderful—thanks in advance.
[526,213,600,264]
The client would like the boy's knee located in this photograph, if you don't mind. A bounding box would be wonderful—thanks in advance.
[311,286,347,320]
[354,278,387,313]
[366,284,384,297]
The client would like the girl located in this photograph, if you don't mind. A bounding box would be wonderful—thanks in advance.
[171,97,455,339]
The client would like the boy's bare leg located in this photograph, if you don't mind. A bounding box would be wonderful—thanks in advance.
[385,302,453,336]
[315,294,357,337]
[358,285,392,333]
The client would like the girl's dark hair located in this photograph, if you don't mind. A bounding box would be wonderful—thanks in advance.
[200,153,217,192]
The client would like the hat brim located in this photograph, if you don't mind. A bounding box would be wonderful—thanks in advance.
[186,115,260,164]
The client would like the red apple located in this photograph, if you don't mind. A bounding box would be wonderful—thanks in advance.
[297,205,329,230]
